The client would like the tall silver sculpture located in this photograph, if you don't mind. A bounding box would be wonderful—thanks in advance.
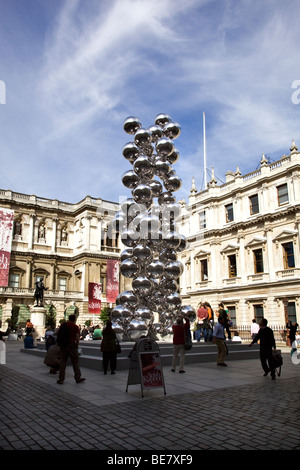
[111,114,196,340]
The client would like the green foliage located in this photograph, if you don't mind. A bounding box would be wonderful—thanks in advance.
[10,306,20,331]
[45,304,56,330]
[99,307,110,325]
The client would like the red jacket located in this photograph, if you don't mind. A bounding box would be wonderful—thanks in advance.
[172,319,190,345]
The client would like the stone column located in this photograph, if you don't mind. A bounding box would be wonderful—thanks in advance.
[52,217,57,252]
[30,306,47,339]
[28,214,35,250]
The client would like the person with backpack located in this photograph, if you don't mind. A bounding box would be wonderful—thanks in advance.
[56,314,86,385]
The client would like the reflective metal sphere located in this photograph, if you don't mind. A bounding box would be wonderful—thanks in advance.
[122,142,140,163]
[155,137,174,157]
[123,116,142,135]
[163,121,181,139]
[154,113,172,128]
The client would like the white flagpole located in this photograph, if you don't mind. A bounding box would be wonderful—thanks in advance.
[203,112,207,188]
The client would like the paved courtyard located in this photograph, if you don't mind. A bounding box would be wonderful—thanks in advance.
[0,341,299,455]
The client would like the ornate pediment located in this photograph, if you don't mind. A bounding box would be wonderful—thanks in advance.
[245,236,267,248]
[220,243,239,254]
[273,229,298,242]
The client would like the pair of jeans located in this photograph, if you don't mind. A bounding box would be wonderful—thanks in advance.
[195,328,208,342]
[172,344,186,371]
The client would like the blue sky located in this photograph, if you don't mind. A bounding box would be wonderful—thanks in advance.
[1,0,300,204]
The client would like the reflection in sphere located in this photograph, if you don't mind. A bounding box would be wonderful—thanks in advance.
[149,179,163,198]
[120,259,139,278]
[164,174,182,192]
[116,290,138,308]
[132,276,153,296]
[148,124,163,143]
[164,260,183,279]
[163,231,181,250]
[122,142,140,163]
[180,305,196,320]
[163,121,181,139]
[134,128,152,149]
[133,155,154,178]
[154,113,172,127]
[167,149,180,165]
[155,137,174,157]
[146,259,164,279]
[120,248,134,262]
[165,292,182,311]
[159,248,177,262]
[121,228,140,247]
[133,243,152,262]
[154,159,171,178]
[122,170,140,189]
[132,184,152,205]
[123,116,142,134]
[111,304,132,319]
[158,192,176,205]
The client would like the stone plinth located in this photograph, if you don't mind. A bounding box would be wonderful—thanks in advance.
[30,306,47,339]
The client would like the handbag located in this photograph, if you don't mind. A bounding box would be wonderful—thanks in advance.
[184,327,193,351]
[116,338,121,354]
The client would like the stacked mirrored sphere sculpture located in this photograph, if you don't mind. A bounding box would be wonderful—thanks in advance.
[111,114,196,340]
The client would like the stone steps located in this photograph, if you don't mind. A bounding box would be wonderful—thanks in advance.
[21,340,260,371]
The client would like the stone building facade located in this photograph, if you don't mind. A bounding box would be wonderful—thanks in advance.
[177,141,300,329]
[0,191,127,328]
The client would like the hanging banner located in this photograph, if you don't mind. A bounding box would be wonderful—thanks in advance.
[106,259,119,303]
[88,282,102,314]
[0,208,14,287]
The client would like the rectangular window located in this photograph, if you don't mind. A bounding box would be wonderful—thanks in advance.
[254,304,264,323]
[277,183,289,206]
[227,306,236,326]
[199,210,206,229]
[283,242,295,269]
[58,278,67,291]
[9,273,20,288]
[200,259,208,281]
[225,203,234,222]
[249,194,259,215]
[228,254,237,277]
[287,302,297,323]
[253,249,264,273]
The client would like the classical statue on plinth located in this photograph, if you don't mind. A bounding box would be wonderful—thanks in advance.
[34,278,48,307]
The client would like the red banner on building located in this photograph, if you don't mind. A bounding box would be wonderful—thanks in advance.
[106,259,119,303]
[0,208,14,287]
[88,282,102,314]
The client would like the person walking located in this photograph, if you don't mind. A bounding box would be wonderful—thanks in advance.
[213,316,228,366]
[249,318,276,380]
[171,315,190,373]
[101,321,118,375]
[56,314,86,384]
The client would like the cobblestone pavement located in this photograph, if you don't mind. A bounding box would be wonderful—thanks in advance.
[1,342,300,454]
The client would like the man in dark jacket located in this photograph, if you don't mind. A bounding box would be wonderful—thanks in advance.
[249,318,276,380]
